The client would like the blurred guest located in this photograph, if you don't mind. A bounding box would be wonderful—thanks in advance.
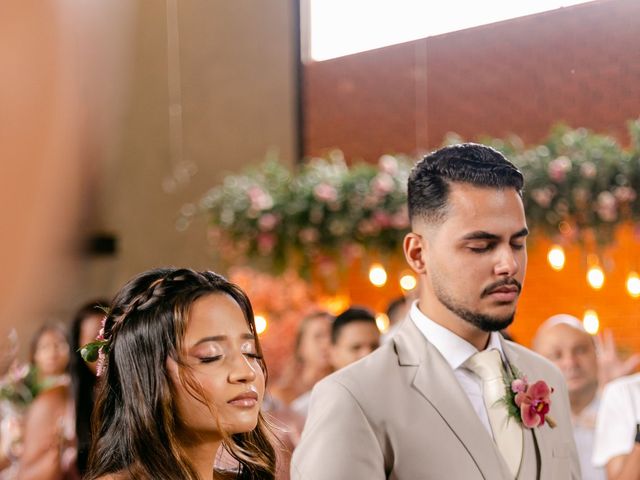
[30,324,70,386]
[329,307,380,371]
[533,314,640,480]
[69,299,109,477]
[593,373,640,480]
[17,325,77,479]
[271,312,333,406]
[381,296,408,343]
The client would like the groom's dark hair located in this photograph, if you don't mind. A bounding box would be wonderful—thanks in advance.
[407,143,523,226]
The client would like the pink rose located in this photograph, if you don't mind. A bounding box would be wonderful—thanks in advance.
[548,156,572,183]
[257,233,277,254]
[515,380,553,428]
[378,155,398,175]
[247,186,273,211]
[258,213,279,231]
[371,174,395,196]
[313,183,338,203]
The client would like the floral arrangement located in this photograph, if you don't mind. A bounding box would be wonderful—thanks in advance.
[501,368,556,429]
[190,120,640,274]
[479,120,640,247]
[195,151,411,274]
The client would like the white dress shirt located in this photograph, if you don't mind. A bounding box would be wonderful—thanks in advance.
[593,373,640,468]
[410,301,506,438]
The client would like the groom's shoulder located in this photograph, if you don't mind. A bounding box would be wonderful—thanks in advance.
[315,341,400,394]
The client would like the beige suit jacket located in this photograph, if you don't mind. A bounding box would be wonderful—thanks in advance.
[291,319,580,479]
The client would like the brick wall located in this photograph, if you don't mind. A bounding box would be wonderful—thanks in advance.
[304,0,640,351]
[304,0,640,160]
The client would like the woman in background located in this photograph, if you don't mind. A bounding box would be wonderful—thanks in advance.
[17,324,75,479]
[69,299,110,476]
[270,312,333,414]
[85,268,277,480]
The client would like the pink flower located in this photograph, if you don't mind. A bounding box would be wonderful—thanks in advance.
[531,188,554,208]
[511,378,527,393]
[96,349,107,377]
[371,174,395,196]
[298,227,319,244]
[378,155,398,175]
[548,156,572,183]
[372,211,391,228]
[580,161,597,179]
[515,380,554,428]
[247,186,273,211]
[313,183,338,203]
[257,233,277,254]
[96,315,107,341]
[258,213,279,231]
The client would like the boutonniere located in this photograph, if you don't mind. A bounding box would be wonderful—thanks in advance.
[501,367,556,429]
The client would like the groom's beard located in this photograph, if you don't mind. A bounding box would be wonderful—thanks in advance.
[433,281,516,333]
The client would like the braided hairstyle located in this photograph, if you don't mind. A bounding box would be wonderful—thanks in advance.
[85,267,277,480]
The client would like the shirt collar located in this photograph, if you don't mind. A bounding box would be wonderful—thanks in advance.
[410,300,505,370]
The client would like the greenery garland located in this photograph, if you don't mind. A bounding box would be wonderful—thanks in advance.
[189,120,640,274]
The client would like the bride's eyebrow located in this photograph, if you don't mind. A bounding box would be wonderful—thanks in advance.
[193,333,255,346]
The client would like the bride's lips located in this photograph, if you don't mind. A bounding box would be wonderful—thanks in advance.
[228,390,259,408]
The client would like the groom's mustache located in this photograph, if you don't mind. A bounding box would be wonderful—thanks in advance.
[480,278,522,298]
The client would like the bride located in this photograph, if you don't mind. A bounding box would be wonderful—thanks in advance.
[83,267,277,480]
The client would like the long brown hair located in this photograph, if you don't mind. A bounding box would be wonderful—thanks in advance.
[85,268,277,479]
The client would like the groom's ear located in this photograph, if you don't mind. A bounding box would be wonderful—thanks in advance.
[403,231,427,274]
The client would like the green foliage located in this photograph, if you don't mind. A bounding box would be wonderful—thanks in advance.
[193,120,640,274]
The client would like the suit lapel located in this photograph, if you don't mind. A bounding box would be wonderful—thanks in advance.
[394,320,510,479]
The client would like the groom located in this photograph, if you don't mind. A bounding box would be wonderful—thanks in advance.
[291,144,579,479]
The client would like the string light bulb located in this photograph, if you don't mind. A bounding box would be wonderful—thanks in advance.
[582,310,600,335]
[369,263,387,287]
[375,313,390,333]
[627,272,640,298]
[547,245,566,271]
[254,315,267,335]
[399,273,417,291]
[586,266,605,290]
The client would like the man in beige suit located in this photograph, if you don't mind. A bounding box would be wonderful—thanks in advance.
[291,144,580,479]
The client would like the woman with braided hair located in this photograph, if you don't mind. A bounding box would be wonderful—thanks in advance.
[83,267,277,480]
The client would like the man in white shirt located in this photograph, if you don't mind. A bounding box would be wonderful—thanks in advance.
[593,374,640,479]
[291,143,579,479]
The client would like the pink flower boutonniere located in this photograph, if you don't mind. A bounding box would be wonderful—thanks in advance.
[502,369,557,429]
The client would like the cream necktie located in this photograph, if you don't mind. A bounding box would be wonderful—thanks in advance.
[466,349,523,478]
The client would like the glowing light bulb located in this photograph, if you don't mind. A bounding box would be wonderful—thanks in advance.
[587,266,605,290]
[255,315,267,335]
[582,310,599,335]
[627,272,640,298]
[399,274,417,291]
[375,313,390,333]
[369,263,387,287]
[547,245,565,271]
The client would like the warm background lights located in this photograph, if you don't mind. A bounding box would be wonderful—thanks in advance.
[547,245,566,271]
[369,263,387,287]
[254,314,267,335]
[586,266,605,290]
[582,310,600,335]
